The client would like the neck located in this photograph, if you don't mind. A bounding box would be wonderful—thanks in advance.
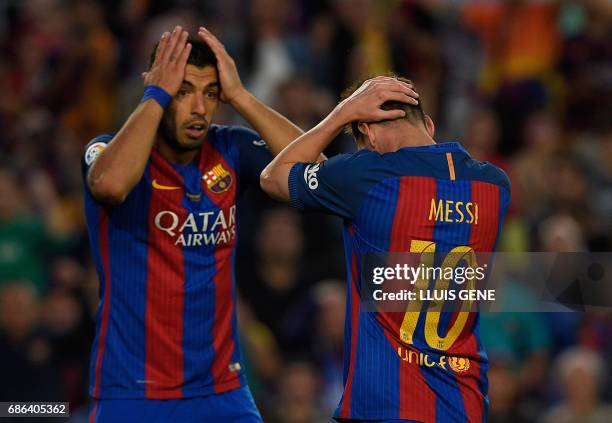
[381,123,435,152]
[156,138,200,165]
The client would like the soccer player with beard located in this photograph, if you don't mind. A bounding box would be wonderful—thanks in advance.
[82,26,312,422]
[261,76,510,422]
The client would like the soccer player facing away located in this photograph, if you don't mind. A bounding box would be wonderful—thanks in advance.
[82,26,310,422]
[261,76,510,422]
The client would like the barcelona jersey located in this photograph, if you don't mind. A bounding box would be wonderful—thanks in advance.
[289,143,510,422]
[82,125,271,399]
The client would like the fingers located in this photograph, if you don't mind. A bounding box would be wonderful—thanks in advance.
[160,26,185,64]
[172,31,189,63]
[177,41,192,68]
[373,109,408,122]
[152,31,170,67]
[373,80,418,97]
[197,26,228,58]
[368,83,419,106]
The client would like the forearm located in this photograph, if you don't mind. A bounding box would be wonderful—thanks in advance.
[272,108,344,165]
[230,89,304,156]
[88,100,163,203]
[260,106,346,200]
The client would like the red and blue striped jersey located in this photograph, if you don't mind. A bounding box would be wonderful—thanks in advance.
[289,143,510,422]
[82,125,271,399]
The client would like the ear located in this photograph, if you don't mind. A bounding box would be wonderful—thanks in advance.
[358,122,377,149]
[424,115,435,138]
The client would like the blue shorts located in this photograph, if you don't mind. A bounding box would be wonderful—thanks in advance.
[88,386,262,423]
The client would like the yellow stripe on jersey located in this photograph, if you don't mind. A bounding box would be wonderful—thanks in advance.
[446,152,456,181]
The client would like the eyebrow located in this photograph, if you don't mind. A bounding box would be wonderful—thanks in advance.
[204,82,220,91]
[180,81,220,91]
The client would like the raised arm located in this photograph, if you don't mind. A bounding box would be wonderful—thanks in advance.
[87,26,191,204]
[197,27,308,157]
[260,77,418,201]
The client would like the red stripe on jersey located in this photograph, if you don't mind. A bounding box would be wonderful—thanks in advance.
[469,181,500,252]
[448,314,484,423]
[145,156,186,398]
[390,176,438,421]
[92,209,111,398]
[198,140,240,392]
[87,399,98,423]
[446,181,501,421]
[339,240,360,419]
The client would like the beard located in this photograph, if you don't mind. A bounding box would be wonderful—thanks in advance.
[159,116,205,153]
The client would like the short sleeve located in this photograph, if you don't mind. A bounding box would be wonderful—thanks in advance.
[81,134,113,197]
[288,151,377,220]
[229,126,273,189]
[82,134,113,176]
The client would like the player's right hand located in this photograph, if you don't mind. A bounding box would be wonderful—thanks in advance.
[142,26,192,95]
[336,76,419,124]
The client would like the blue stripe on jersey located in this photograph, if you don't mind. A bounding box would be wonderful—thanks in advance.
[229,227,241,370]
[105,168,151,393]
[177,162,219,391]
[340,226,355,396]
[426,179,472,422]
[345,180,401,418]
[357,178,401,254]
[86,194,104,392]
[352,312,400,420]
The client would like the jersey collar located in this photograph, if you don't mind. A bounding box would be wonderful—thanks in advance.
[398,142,468,154]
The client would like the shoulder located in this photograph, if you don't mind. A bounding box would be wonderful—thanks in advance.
[209,124,261,142]
[302,150,386,190]
[325,149,384,169]
[466,158,511,192]
[83,133,114,167]
[207,124,266,155]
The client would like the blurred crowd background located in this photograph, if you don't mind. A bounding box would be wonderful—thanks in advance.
[0,0,611,422]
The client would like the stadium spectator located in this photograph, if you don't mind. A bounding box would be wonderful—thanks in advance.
[543,347,612,423]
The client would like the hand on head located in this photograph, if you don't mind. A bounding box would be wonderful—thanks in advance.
[142,26,191,95]
[197,26,245,104]
[338,76,420,124]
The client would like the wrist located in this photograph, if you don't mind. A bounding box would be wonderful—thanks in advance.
[327,102,352,132]
[141,85,172,110]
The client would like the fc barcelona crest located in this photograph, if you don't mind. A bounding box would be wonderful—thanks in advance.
[203,163,232,193]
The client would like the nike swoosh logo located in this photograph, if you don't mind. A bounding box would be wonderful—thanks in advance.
[152,179,181,190]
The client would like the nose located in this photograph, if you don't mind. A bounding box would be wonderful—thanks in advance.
[191,92,206,115]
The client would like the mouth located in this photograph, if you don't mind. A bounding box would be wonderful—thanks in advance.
[184,121,208,139]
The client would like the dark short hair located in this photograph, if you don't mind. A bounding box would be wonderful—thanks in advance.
[149,35,217,70]
[340,74,425,142]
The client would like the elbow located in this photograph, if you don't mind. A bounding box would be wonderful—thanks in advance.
[259,168,277,196]
[88,173,128,205]
[260,167,290,201]
[259,168,289,201]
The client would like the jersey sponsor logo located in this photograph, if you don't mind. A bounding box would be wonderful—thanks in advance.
[154,205,236,247]
[203,164,232,193]
[152,179,181,190]
[397,346,471,374]
[428,198,479,224]
[303,163,320,190]
[84,142,106,166]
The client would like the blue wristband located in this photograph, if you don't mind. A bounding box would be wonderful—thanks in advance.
[141,85,172,109]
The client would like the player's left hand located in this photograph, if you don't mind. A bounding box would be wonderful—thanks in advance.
[197,26,246,104]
